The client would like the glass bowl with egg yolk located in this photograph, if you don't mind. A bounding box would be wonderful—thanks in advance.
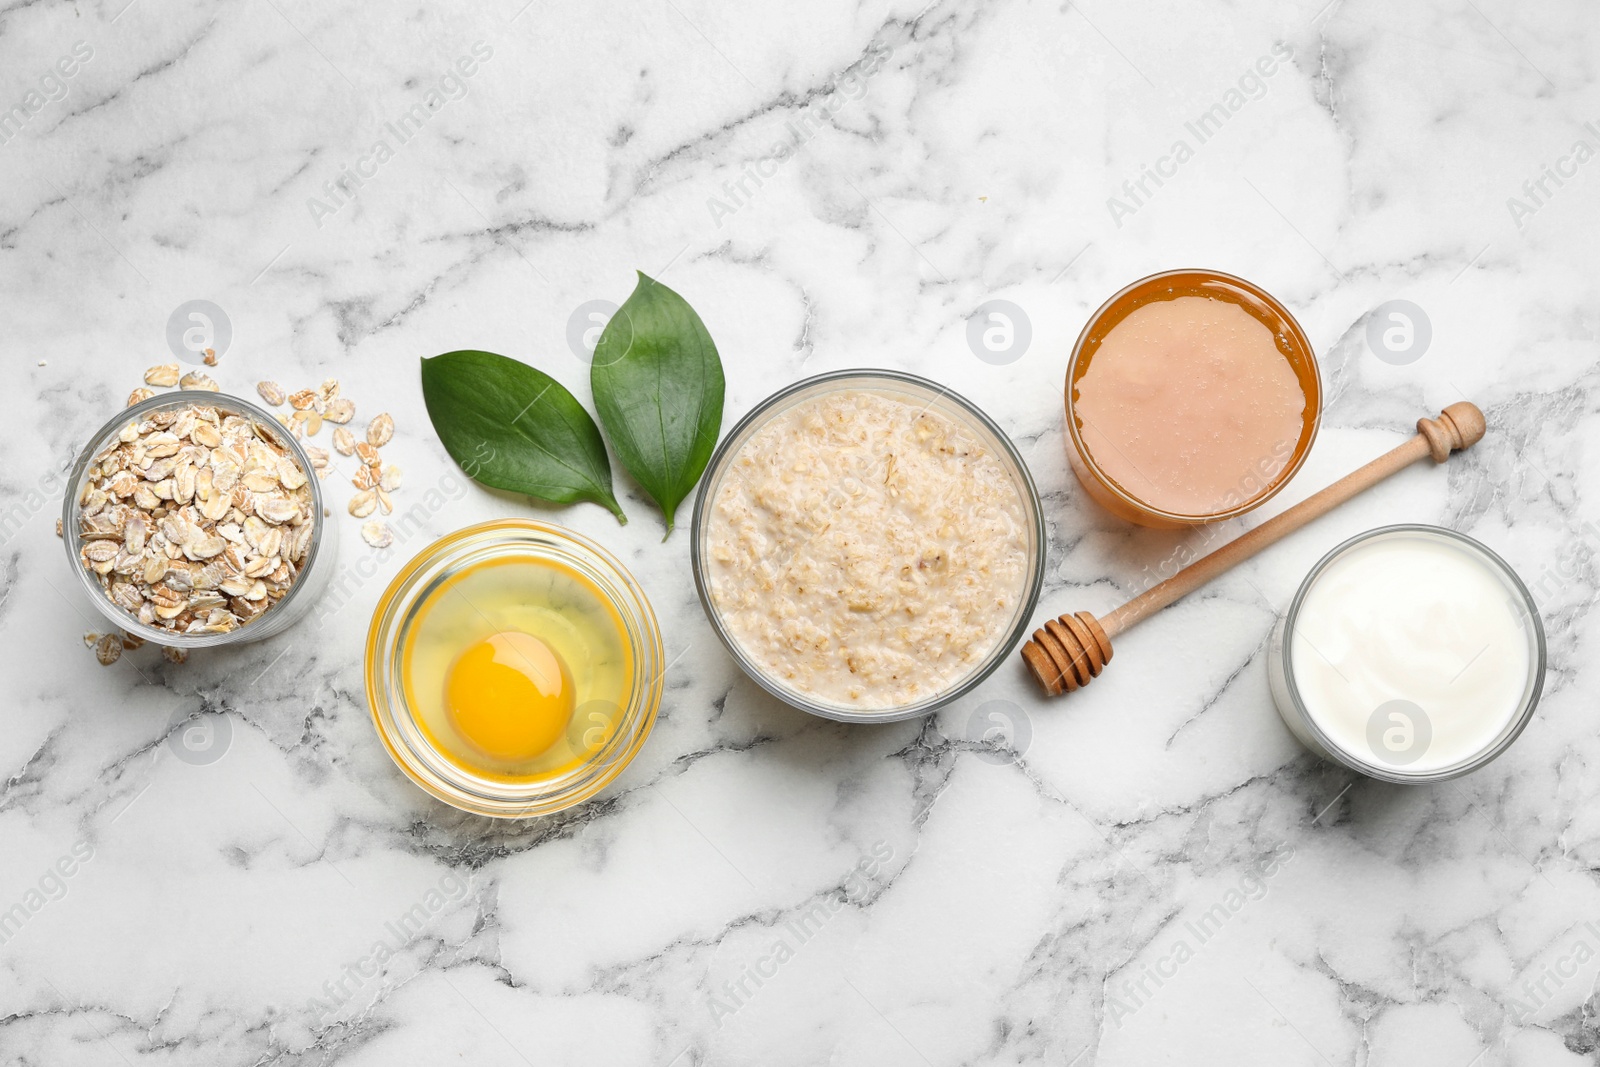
[365,519,663,818]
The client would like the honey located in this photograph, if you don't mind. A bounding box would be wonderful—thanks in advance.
[1065,270,1321,527]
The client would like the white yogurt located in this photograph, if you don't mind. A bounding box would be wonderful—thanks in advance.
[1269,527,1543,778]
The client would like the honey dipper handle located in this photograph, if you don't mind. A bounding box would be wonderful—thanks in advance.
[1098,403,1486,638]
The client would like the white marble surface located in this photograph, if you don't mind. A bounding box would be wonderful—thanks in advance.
[2,0,1598,1063]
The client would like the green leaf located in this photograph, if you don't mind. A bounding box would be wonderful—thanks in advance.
[420,349,626,523]
[591,272,725,535]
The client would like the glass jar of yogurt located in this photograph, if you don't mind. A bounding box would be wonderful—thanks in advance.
[1267,525,1545,782]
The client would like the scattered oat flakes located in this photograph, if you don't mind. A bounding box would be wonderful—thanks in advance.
[145,364,180,387]
[203,347,218,366]
[121,631,146,651]
[162,645,188,664]
[94,633,123,666]
[366,413,394,447]
[128,387,155,407]
[178,371,220,392]
[145,372,399,551]
[361,520,393,548]
[83,631,100,648]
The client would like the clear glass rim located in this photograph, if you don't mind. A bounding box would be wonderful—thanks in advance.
[363,518,664,819]
[1279,523,1547,783]
[1064,267,1323,524]
[689,368,1047,723]
[60,390,328,647]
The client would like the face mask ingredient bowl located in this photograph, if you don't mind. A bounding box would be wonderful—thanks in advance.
[1267,525,1544,782]
[1065,269,1322,528]
[62,391,334,646]
[691,369,1045,723]
[365,519,663,818]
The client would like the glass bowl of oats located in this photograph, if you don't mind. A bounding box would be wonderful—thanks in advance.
[691,369,1046,723]
[61,391,335,646]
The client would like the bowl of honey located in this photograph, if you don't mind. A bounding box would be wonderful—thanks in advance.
[364,519,663,818]
[1065,269,1322,528]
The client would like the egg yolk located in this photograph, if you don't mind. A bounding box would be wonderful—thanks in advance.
[445,631,574,763]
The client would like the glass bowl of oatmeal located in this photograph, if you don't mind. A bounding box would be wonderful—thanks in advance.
[61,391,336,647]
[691,370,1046,723]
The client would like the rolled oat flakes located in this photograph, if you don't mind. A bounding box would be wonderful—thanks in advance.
[75,402,316,636]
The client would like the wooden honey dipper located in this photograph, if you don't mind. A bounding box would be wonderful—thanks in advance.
[1021,402,1487,696]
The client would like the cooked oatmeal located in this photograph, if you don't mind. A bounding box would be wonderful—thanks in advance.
[705,390,1031,709]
